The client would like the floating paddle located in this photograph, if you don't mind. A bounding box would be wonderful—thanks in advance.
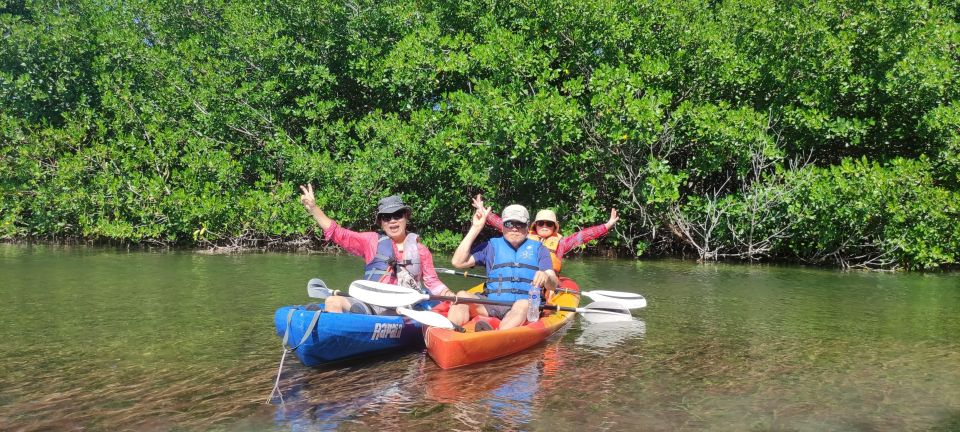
[348,280,635,322]
[434,268,648,309]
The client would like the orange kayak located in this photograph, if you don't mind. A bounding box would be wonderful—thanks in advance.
[425,277,581,369]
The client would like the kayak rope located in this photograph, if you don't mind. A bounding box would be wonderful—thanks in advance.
[266,307,324,404]
[266,348,289,404]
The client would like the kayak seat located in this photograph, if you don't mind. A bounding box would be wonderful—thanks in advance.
[474,321,493,332]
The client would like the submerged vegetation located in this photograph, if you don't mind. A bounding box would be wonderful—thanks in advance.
[1,0,958,269]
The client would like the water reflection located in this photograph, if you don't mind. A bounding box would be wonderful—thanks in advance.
[419,340,571,430]
[268,340,573,431]
[574,319,647,352]
[270,353,423,430]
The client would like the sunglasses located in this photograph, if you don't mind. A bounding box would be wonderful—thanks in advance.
[503,220,528,230]
[535,221,556,228]
[378,210,408,222]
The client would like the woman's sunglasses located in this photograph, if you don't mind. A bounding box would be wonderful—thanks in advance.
[378,210,408,222]
[535,221,556,229]
[503,220,528,230]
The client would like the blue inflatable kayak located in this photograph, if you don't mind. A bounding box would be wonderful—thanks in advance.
[274,304,426,367]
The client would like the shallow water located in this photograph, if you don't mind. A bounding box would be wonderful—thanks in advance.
[1,244,958,431]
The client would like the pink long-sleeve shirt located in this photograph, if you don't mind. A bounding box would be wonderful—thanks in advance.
[322,221,449,296]
[485,212,610,258]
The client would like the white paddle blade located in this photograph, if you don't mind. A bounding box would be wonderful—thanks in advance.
[307,278,334,299]
[347,280,428,307]
[582,290,648,309]
[397,307,455,329]
[579,301,634,323]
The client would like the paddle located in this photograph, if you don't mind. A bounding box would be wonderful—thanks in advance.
[306,279,465,331]
[348,280,635,322]
[306,278,343,299]
[395,307,462,330]
[434,268,647,309]
[435,267,486,279]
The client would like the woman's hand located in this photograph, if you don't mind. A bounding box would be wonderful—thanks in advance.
[299,184,317,210]
[299,184,333,230]
[605,208,619,230]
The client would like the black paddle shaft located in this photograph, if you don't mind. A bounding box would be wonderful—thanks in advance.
[429,294,621,314]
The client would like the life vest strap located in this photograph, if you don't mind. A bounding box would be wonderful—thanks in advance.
[482,283,531,296]
[491,262,539,271]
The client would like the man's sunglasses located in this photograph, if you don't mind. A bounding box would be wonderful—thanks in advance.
[503,220,528,230]
[535,221,556,228]
[378,210,408,222]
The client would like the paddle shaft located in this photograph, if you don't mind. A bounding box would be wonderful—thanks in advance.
[434,269,570,311]
[436,268,582,301]
[430,294,622,314]
[435,268,487,279]
[435,270,647,309]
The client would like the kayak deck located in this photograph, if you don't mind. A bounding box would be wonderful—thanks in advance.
[425,278,581,369]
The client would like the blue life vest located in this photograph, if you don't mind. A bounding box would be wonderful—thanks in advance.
[483,237,542,302]
[363,233,424,292]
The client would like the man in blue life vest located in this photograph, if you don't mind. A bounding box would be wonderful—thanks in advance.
[450,204,558,331]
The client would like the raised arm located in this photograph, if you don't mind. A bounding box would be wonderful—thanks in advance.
[299,184,334,230]
[300,183,377,260]
[451,206,490,268]
[555,208,619,258]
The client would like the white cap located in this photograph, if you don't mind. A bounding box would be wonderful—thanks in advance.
[501,204,530,224]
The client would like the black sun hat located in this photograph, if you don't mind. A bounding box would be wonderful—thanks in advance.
[377,195,412,214]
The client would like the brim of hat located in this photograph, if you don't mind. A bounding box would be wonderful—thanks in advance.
[378,204,411,214]
[502,218,529,224]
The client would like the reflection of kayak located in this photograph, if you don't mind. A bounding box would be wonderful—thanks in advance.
[424,278,581,369]
[273,304,425,367]
[424,341,565,403]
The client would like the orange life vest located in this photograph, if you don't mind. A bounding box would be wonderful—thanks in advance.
[527,233,563,272]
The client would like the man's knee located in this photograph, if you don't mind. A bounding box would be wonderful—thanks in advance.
[512,299,530,312]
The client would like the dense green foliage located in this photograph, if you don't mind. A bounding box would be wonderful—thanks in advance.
[2,0,958,269]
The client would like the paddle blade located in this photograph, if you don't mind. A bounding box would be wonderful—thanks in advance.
[397,307,456,329]
[306,278,335,299]
[578,301,634,323]
[348,280,428,307]
[582,290,647,309]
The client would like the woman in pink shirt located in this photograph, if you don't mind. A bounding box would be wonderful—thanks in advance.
[299,184,454,314]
